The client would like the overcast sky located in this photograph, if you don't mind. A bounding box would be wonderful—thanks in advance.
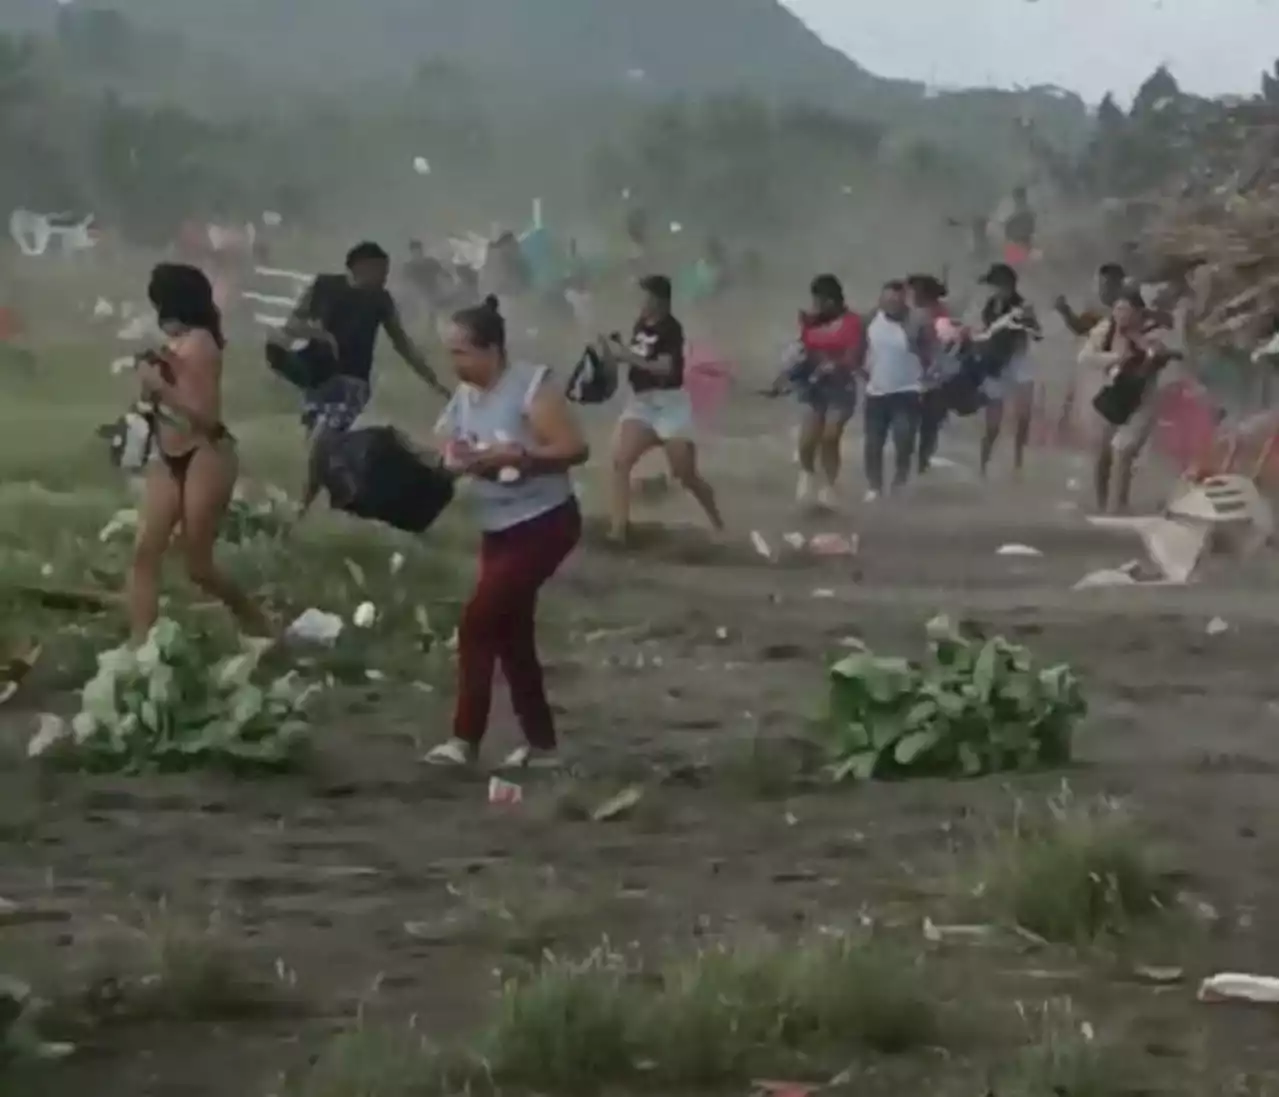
[784,0,1279,102]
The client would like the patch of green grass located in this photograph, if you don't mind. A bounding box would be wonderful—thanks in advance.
[483,943,642,1094]
[980,789,1173,945]
[51,907,298,1027]
[289,1025,488,1097]
[993,998,1135,1097]
[297,933,941,1096]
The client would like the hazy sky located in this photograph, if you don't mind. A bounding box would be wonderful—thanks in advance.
[784,0,1279,102]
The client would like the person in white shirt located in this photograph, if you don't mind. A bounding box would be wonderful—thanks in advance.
[862,280,934,499]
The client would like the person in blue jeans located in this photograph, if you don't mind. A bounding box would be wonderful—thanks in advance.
[861,280,934,500]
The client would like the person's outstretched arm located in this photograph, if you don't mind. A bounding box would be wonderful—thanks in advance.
[382,299,450,398]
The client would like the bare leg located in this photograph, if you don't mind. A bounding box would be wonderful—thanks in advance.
[797,407,821,475]
[1011,382,1034,475]
[609,418,659,542]
[127,464,183,643]
[180,447,272,637]
[664,439,725,531]
[818,410,853,488]
[1093,426,1117,512]
[980,398,1003,478]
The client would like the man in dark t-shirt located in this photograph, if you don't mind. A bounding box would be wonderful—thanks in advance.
[600,274,723,544]
[283,240,449,434]
[281,240,449,519]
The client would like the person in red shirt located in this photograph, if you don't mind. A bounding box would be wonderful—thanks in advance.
[775,273,864,509]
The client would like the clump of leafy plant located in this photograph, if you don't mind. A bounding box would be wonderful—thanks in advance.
[28,619,315,773]
[822,615,1085,782]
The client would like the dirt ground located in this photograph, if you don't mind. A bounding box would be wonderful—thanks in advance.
[0,375,1277,1096]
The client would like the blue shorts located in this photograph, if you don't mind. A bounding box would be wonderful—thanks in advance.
[303,376,371,434]
[620,388,694,441]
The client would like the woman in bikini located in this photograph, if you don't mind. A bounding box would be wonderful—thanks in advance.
[127,263,270,642]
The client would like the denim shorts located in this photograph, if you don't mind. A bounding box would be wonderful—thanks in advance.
[797,370,858,417]
[620,388,694,441]
[302,376,371,434]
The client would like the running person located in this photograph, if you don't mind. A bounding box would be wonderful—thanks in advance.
[862,280,934,499]
[423,297,587,769]
[127,264,270,642]
[602,274,725,544]
[974,262,1041,478]
[906,274,961,474]
[782,274,864,509]
[283,241,450,518]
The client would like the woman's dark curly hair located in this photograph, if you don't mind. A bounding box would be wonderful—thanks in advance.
[147,263,225,348]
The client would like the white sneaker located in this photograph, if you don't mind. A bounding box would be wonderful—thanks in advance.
[421,738,477,767]
[863,489,880,504]
[499,745,562,771]
[816,485,839,510]
[796,472,815,504]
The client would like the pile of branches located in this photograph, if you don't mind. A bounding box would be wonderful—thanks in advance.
[1139,94,1278,354]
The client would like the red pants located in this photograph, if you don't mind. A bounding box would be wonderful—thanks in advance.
[453,500,581,748]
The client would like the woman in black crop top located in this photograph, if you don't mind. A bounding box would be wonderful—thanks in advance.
[599,274,724,545]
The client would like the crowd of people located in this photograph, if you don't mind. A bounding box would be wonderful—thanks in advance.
[122,233,1188,769]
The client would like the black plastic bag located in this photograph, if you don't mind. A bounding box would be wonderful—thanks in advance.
[318,426,454,534]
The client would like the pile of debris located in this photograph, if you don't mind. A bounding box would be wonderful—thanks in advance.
[1139,95,1278,354]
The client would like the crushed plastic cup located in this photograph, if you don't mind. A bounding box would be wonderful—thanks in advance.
[487,776,523,806]
[285,608,344,646]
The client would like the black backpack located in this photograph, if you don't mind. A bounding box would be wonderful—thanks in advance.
[317,426,455,534]
[565,344,618,405]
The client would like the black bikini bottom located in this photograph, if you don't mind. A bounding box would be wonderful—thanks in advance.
[159,448,197,484]
[157,426,230,485]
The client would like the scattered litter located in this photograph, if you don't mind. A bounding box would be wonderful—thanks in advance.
[714,626,730,641]
[996,543,1042,557]
[807,532,858,557]
[1197,972,1279,1005]
[364,669,385,682]
[1205,616,1230,636]
[1073,564,1139,590]
[669,221,683,234]
[352,601,377,629]
[837,636,867,650]
[389,552,406,575]
[412,156,431,175]
[1066,477,1080,490]
[109,355,134,375]
[92,297,115,319]
[1132,965,1185,985]
[344,559,366,587]
[285,609,344,645]
[811,588,836,599]
[262,210,283,226]
[929,456,959,469]
[487,776,523,806]
[781,531,806,551]
[922,917,994,943]
[749,530,774,560]
[591,786,643,821]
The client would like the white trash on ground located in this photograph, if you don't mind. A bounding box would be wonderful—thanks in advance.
[285,609,344,645]
[1197,973,1280,1005]
[996,543,1043,557]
